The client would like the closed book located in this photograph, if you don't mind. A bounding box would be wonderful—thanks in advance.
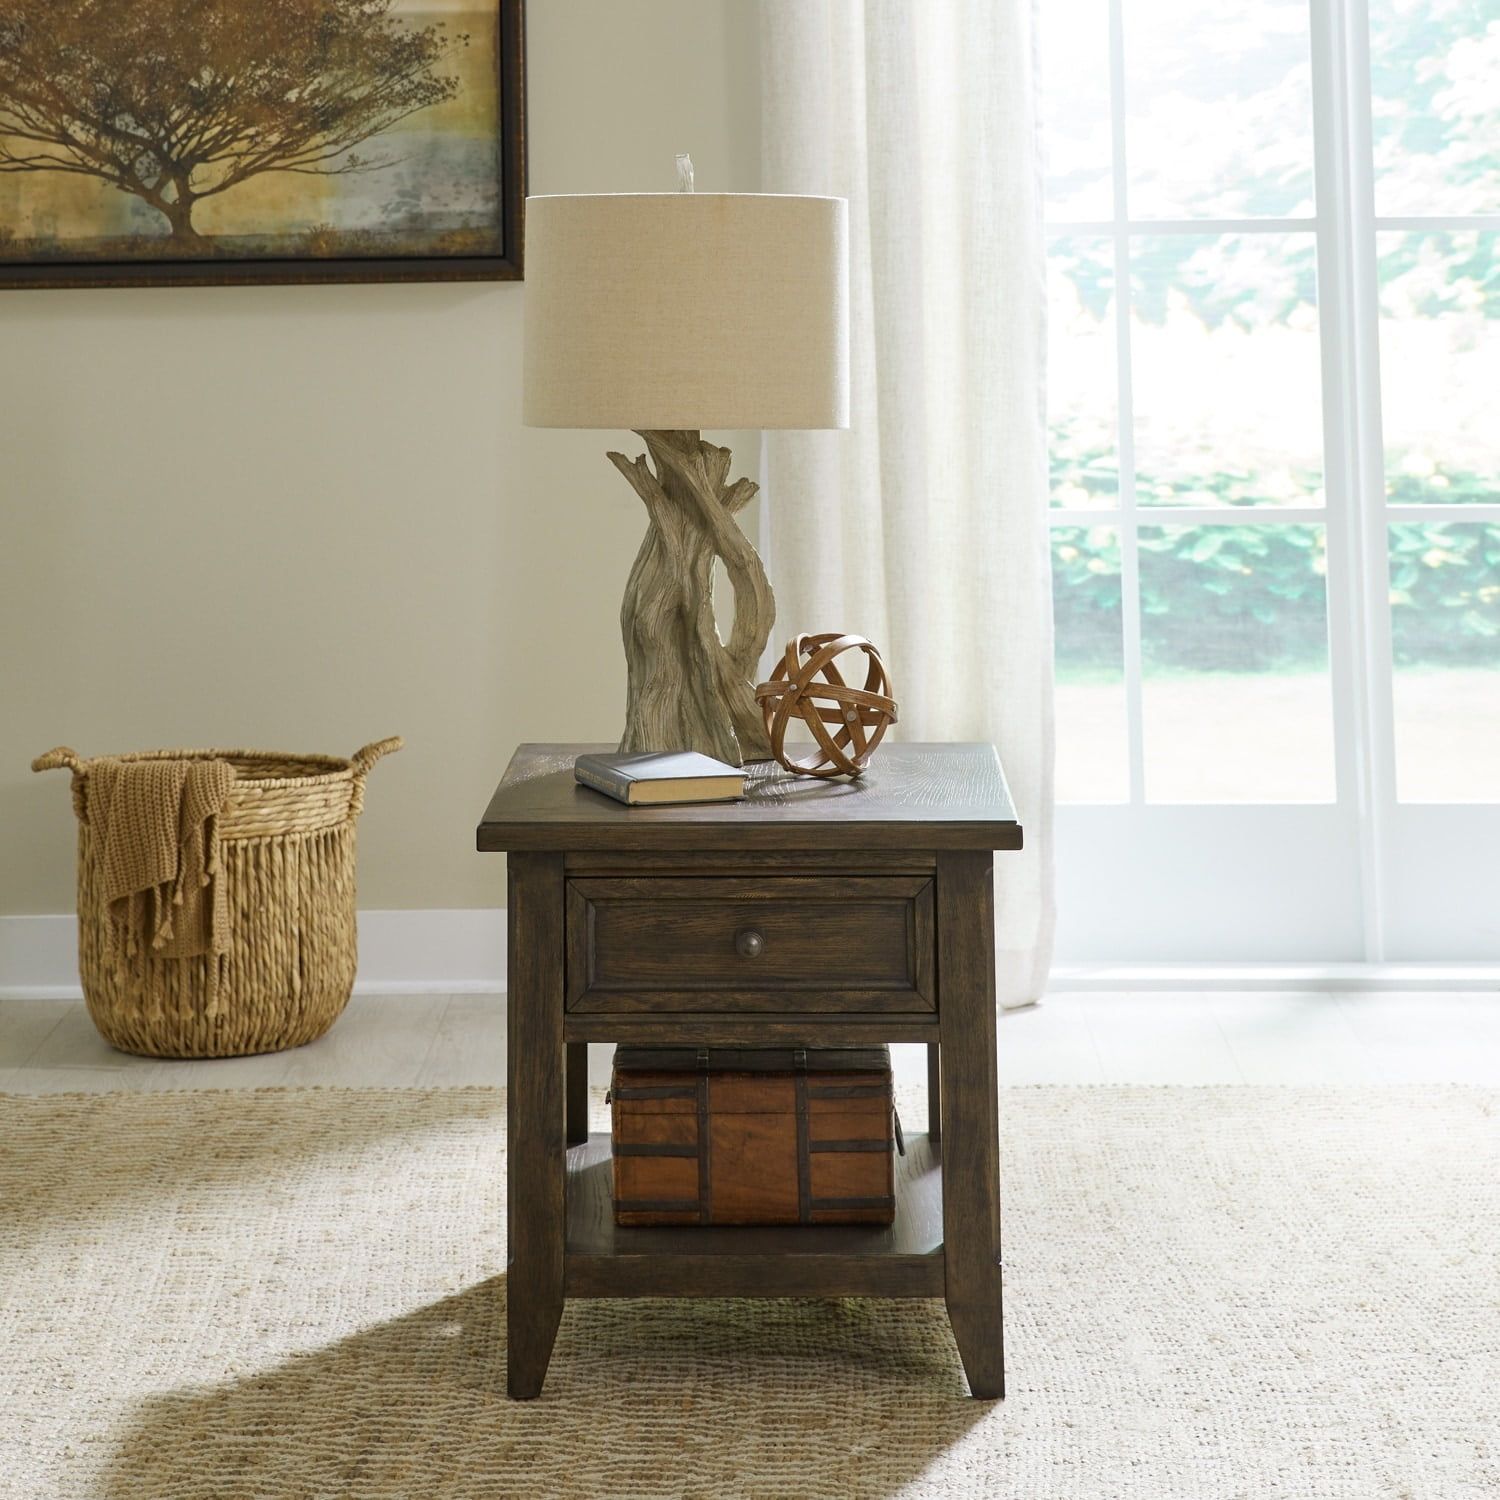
[574,751,744,806]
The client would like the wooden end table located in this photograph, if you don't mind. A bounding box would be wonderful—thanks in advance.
[476,742,1022,1399]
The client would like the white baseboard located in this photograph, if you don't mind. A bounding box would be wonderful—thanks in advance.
[3,911,1497,1001]
[0,915,81,1000]
[0,910,507,1000]
[1049,962,1500,993]
[350,910,506,994]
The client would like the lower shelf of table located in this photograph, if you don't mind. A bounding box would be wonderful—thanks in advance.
[564,1131,946,1299]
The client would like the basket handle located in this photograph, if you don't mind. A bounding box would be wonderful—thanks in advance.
[350,736,404,778]
[32,746,84,774]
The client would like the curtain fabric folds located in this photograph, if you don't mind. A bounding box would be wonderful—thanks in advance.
[759,0,1055,1007]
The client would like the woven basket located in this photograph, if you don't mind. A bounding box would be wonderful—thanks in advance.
[31,738,402,1059]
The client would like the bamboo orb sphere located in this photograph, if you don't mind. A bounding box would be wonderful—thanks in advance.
[754,633,898,779]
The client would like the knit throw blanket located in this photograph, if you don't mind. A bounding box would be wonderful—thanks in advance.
[88,759,237,959]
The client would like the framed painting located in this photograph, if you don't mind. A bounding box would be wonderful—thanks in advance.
[0,0,526,288]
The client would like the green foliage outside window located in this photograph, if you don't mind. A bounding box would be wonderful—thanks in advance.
[1053,505,1500,674]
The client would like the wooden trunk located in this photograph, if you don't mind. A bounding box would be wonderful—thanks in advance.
[610,1045,898,1227]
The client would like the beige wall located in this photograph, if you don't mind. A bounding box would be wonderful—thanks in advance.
[0,0,761,914]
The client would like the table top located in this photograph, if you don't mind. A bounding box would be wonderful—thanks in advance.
[476,742,1021,854]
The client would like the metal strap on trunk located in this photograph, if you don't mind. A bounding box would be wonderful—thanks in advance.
[696,1047,712,1224]
[793,1047,812,1225]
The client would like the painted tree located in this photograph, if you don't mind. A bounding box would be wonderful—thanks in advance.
[0,0,465,245]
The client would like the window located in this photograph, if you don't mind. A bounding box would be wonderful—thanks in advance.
[1369,0,1500,805]
[1042,0,1500,961]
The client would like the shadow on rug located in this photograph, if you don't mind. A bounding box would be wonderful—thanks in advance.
[105,1277,985,1499]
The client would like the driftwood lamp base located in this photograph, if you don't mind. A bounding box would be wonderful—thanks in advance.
[606,430,775,767]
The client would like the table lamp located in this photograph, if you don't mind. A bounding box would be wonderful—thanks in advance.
[522,163,849,766]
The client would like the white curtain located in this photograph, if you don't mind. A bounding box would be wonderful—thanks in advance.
[760,0,1055,1007]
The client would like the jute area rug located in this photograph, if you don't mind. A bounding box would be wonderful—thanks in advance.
[1,1086,1495,1499]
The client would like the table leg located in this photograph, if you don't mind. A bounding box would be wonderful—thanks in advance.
[937,850,1004,1399]
[927,1042,942,1141]
[507,851,566,1400]
[566,1043,590,1146]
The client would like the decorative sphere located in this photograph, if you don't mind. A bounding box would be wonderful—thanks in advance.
[754,633,898,779]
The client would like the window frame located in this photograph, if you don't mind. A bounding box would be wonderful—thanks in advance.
[1045,0,1500,962]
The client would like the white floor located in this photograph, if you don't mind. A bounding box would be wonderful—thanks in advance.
[2,990,1498,1094]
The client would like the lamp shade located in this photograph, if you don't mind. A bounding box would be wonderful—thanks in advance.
[523,193,849,431]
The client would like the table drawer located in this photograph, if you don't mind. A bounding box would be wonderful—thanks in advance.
[565,875,935,1013]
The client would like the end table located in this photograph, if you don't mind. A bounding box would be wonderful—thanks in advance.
[477,742,1022,1398]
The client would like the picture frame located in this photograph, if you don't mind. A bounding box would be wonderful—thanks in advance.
[0,0,526,289]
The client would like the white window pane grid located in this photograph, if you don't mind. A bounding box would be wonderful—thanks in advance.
[1047,235,1117,510]
[1137,522,1335,803]
[1376,229,1500,506]
[1051,526,1129,802]
[1130,232,1325,509]
[1368,0,1500,218]
[1041,0,1113,219]
[1045,0,1499,810]
[1122,0,1317,221]
[1045,0,1334,806]
[1388,520,1500,802]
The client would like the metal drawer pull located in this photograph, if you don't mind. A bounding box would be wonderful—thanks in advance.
[734,928,766,958]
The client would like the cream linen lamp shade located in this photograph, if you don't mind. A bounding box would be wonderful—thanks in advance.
[522,193,850,431]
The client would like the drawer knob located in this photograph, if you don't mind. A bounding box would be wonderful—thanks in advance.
[735,928,766,959]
